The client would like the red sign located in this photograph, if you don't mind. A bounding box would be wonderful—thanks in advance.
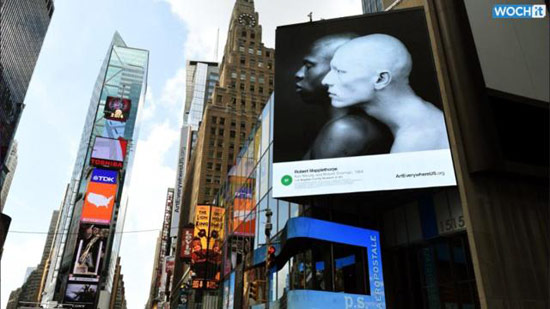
[90,137,128,169]
[181,228,194,259]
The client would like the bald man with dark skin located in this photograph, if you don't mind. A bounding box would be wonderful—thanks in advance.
[295,34,392,159]
[323,34,449,153]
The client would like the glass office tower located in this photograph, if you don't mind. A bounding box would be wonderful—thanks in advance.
[41,32,148,308]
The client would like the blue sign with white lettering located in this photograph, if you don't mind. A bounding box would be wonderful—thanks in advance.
[492,4,546,19]
[90,168,117,184]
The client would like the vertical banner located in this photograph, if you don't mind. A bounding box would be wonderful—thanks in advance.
[81,169,118,224]
[181,227,194,260]
[191,205,225,289]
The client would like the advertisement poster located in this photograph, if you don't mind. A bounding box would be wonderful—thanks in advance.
[233,186,255,236]
[181,227,194,259]
[191,205,225,289]
[72,223,110,276]
[81,169,118,224]
[104,96,131,122]
[90,136,128,169]
[272,9,456,198]
[64,282,98,309]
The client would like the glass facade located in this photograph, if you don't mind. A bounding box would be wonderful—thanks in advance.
[215,93,478,309]
[41,33,149,306]
[0,0,53,189]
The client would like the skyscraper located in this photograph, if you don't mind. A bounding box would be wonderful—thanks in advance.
[172,61,219,241]
[6,210,59,308]
[171,0,274,306]
[0,0,54,189]
[41,32,149,308]
[184,0,274,221]
[0,0,54,259]
[0,139,17,211]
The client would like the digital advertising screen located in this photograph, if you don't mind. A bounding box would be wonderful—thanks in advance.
[181,227,194,260]
[64,282,98,309]
[191,205,225,289]
[90,136,128,169]
[104,96,131,122]
[81,169,118,224]
[272,9,456,198]
[72,223,110,277]
[103,119,126,139]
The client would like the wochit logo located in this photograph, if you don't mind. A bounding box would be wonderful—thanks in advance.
[492,4,546,19]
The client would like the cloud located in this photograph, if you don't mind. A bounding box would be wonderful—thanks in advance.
[1,235,46,307]
[119,96,180,308]
[162,0,362,60]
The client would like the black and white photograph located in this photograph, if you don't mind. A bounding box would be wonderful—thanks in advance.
[273,9,457,198]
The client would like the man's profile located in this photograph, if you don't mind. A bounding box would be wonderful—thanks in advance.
[295,34,392,159]
[322,34,449,153]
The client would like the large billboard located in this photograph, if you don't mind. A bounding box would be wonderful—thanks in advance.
[90,136,128,169]
[72,223,110,277]
[64,282,98,309]
[191,205,225,289]
[104,96,131,122]
[272,9,456,198]
[81,169,118,224]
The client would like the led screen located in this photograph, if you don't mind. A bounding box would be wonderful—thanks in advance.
[90,136,128,169]
[104,96,131,122]
[64,282,98,309]
[191,205,225,289]
[81,169,117,224]
[72,223,110,277]
[272,9,456,198]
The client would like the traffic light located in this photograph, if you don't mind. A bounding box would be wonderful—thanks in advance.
[249,280,259,301]
[266,245,276,269]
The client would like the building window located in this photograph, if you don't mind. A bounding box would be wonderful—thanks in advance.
[267,62,273,69]
[239,46,245,52]
[250,75,256,83]
[257,49,262,56]
[250,85,255,92]
[259,76,264,84]
[240,73,246,80]
[231,72,237,79]
[215,163,222,171]
[240,57,246,65]
[258,62,263,68]
[259,87,264,94]
[218,129,224,136]
[207,162,213,170]
[242,31,247,37]
[239,83,245,90]
[266,51,271,57]
[230,131,236,138]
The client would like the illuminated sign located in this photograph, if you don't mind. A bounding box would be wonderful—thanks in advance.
[253,217,386,307]
[192,205,225,289]
[104,96,131,122]
[64,282,98,309]
[103,119,126,139]
[81,170,117,224]
[272,9,456,198]
[72,223,110,277]
[90,137,128,169]
[181,227,194,259]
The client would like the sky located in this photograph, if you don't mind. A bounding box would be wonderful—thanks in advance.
[1,0,361,308]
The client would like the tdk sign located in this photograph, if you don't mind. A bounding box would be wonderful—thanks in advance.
[493,5,546,19]
[91,168,117,184]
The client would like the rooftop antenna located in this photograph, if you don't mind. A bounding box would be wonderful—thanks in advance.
[214,28,220,62]
[308,12,313,22]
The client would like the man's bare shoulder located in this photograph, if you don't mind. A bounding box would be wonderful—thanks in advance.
[310,112,393,159]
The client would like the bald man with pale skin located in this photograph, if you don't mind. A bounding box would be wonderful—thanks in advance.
[322,34,449,153]
[295,34,392,159]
